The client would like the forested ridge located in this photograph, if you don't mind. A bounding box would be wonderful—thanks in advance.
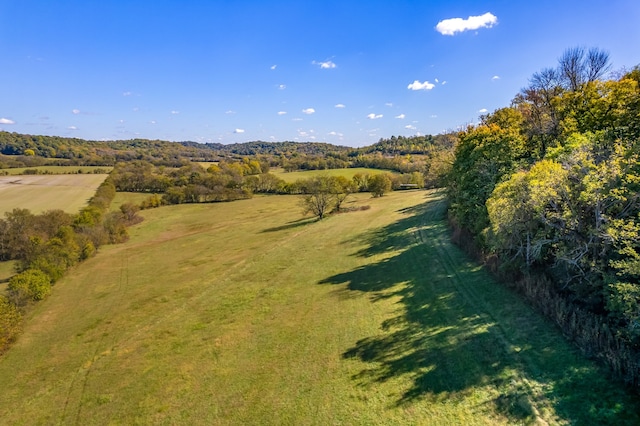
[448,47,640,386]
[0,130,455,178]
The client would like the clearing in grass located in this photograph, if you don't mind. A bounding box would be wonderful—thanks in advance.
[0,174,108,215]
[0,191,637,424]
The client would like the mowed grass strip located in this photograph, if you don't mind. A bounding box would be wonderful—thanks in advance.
[271,166,391,182]
[0,174,108,215]
[0,191,637,425]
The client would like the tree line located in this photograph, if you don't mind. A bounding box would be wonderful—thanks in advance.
[0,178,142,353]
[447,47,640,386]
[109,159,424,210]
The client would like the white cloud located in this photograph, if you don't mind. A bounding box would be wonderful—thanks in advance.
[435,12,498,36]
[430,115,438,118]
[407,80,435,91]
[150,120,156,124]
[122,91,132,96]
[302,108,315,115]
[367,113,383,120]
[171,110,180,114]
[492,75,500,81]
[277,111,287,116]
[270,65,277,70]
[312,60,336,69]
[0,118,15,124]
[395,114,406,119]
[441,81,447,85]
[385,102,393,107]
[435,78,439,83]
[292,118,303,122]
[278,84,286,90]
[234,128,245,134]
[478,108,488,113]
[334,103,346,108]
[225,110,236,115]
[405,125,417,130]
[67,125,78,130]
[328,131,344,137]
[72,109,80,114]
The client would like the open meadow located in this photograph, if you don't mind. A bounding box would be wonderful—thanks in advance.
[0,190,638,424]
[0,174,108,215]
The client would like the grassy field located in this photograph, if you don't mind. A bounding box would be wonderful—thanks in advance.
[0,174,108,215]
[0,165,112,175]
[110,192,157,211]
[0,191,638,424]
[271,166,390,182]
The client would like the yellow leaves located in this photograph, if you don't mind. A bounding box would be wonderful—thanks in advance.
[528,160,569,213]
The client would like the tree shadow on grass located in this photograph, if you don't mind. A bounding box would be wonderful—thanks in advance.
[318,194,640,424]
[260,217,316,233]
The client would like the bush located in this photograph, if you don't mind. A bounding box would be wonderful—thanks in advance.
[0,296,21,353]
[80,241,96,260]
[8,269,52,304]
[140,194,163,209]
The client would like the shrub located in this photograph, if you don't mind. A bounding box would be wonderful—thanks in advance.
[8,269,52,304]
[0,296,21,352]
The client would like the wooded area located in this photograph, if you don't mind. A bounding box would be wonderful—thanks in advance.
[447,48,640,386]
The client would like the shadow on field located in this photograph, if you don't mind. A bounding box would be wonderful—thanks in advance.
[260,217,316,233]
[318,194,640,424]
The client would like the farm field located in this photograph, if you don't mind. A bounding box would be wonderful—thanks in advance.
[271,166,390,182]
[0,191,638,424]
[0,165,112,175]
[0,174,108,215]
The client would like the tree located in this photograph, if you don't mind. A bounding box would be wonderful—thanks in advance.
[559,46,611,91]
[300,176,335,220]
[487,160,569,269]
[448,108,527,236]
[368,173,392,197]
[329,176,356,211]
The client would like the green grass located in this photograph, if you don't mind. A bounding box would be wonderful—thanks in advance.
[271,166,391,182]
[110,192,158,211]
[0,174,108,215]
[0,166,113,175]
[0,191,637,424]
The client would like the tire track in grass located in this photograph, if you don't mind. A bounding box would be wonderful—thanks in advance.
[56,210,317,423]
[60,247,130,425]
[414,195,551,422]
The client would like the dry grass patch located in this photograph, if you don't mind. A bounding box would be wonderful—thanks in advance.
[0,174,107,215]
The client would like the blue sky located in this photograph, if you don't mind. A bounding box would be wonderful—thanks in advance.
[1,1,639,147]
